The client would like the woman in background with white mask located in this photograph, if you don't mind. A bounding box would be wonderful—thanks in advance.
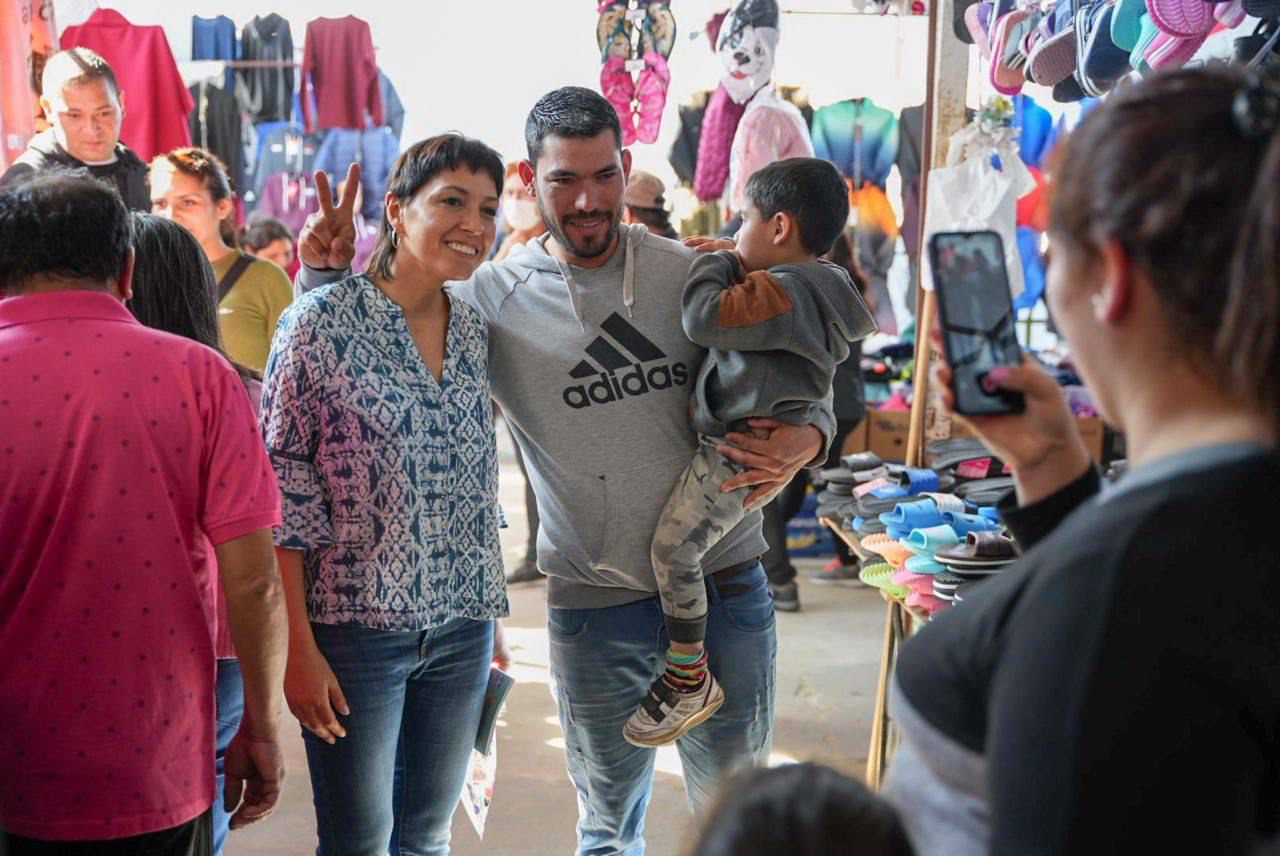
[493,161,546,261]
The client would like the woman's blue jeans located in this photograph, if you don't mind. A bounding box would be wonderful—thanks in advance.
[304,617,494,856]
[213,658,244,856]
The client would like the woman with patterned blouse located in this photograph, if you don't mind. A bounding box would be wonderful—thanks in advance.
[260,135,510,854]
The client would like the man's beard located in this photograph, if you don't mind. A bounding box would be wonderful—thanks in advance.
[539,199,622,260]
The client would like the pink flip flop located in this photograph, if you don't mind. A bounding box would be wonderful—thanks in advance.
[967,1,995,59]
[1146,0,1214,38]
[990,8,1032,95]
[1214,0,1246,28]
[600,57,637,147]
[1144,27,1209,67]
[633,51,671,145]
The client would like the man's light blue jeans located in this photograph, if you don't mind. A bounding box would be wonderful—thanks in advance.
[548,562,777,856]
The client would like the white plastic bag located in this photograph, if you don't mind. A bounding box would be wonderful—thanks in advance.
[922,123,1036,298]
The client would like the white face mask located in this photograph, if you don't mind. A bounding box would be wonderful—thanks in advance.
[505,197,541,232]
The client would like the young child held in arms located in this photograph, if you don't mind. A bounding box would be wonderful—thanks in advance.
[624,157,877,747]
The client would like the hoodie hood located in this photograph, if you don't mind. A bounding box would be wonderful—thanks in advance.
[773,259,878,359]
[504,223,650,332]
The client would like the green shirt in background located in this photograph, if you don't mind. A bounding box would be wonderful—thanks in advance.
[212,250,293,373]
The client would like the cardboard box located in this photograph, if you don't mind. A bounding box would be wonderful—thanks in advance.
[951,415,1106,462]
[839,419,869,456]
[866,410,913,462]
[862,411,1106,464]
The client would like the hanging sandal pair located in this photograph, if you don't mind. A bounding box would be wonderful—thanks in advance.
[597,1,677,145]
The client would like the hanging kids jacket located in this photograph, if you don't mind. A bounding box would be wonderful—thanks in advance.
[811,97,899,191]
[239,14,295,124]
[60,9,193,162]
[299,16,383,134]
[727,86,813,215]
[192,15,238,91]
[694,84,747,202]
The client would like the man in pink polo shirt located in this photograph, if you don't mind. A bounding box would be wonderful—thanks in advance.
[0,173,287,854]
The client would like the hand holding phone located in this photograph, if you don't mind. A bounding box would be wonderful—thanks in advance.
[929,231,1026,416]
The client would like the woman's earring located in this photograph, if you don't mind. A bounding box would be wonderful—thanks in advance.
[391,229,400,249]
[1091,293,1106,315]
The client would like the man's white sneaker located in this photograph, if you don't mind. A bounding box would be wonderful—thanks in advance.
[623,672,724,748]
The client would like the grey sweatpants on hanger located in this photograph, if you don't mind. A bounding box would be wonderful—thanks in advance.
[652,434,782,645]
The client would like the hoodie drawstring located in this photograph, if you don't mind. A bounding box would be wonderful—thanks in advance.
[555,225,641,332]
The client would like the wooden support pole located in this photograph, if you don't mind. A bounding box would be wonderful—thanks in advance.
[905,0,971,469]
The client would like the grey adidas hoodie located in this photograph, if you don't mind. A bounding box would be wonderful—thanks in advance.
[684,251,877,437]
[298,224,836,608]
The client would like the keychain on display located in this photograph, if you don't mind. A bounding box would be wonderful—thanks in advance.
[597,0,677,146]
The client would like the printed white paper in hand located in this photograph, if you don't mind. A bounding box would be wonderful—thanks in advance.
[463,729,498,839]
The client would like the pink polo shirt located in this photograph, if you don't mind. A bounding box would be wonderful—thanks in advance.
[0,290,281,841]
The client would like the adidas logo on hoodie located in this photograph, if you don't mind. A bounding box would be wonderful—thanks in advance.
[563,313,690,409]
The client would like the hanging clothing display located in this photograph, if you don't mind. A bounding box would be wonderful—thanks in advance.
[1,129,149,210]
[379,71,404,142]
[668,91,708,188]
[693,83,747,202]
[312,126,398,221]
[727,86,813,215]
[256,170,320,237]
[811,98,900,191]
[1,0,35,169]
[1014,94,1056,169]
[897,105,925,257]
[60,9,192,162]
[191,15,237,91]
[239,14,295,124]
[189,80,245,192]
[299,15,383,134]
[249,122,316,204]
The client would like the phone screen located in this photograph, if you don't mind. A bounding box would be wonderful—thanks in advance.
[929,231,1025,416]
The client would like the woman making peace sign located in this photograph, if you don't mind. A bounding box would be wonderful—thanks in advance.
[259,135,511,855]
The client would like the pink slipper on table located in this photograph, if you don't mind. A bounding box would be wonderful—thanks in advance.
[1146,0,1214,38]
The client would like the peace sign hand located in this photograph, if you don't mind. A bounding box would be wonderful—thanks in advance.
[298,162,361,271]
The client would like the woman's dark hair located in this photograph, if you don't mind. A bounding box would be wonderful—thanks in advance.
[0,171,129,294]
[683,763,914,856]
[128,213,258,384]
[824,230,869,297]
[1051,65,1280,424]
[151,147,239,248]
[240,215,294,253]
[367,133,505,281]
[626,205,678,240]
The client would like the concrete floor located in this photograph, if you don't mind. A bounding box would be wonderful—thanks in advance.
[233,429,886,856]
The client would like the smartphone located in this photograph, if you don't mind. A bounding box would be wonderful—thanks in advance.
[928,230,1025,416]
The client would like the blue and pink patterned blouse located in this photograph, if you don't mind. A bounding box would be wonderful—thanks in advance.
[260,274,508,631]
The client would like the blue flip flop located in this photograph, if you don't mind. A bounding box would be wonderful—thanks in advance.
[1081,2,1131,89]
[905,555,946,575]
[879,499,946,531]
[904,525,962,559]
[941,511,1003,536]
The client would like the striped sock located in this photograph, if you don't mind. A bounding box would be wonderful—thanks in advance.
[663,648,708,694]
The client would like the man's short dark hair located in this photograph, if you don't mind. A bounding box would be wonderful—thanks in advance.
[745,158,850,256]
[0,171,130,293]
[42,48,119,100]
[524,86,622,167]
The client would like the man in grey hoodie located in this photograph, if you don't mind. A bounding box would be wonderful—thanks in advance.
[295,87,834,855]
